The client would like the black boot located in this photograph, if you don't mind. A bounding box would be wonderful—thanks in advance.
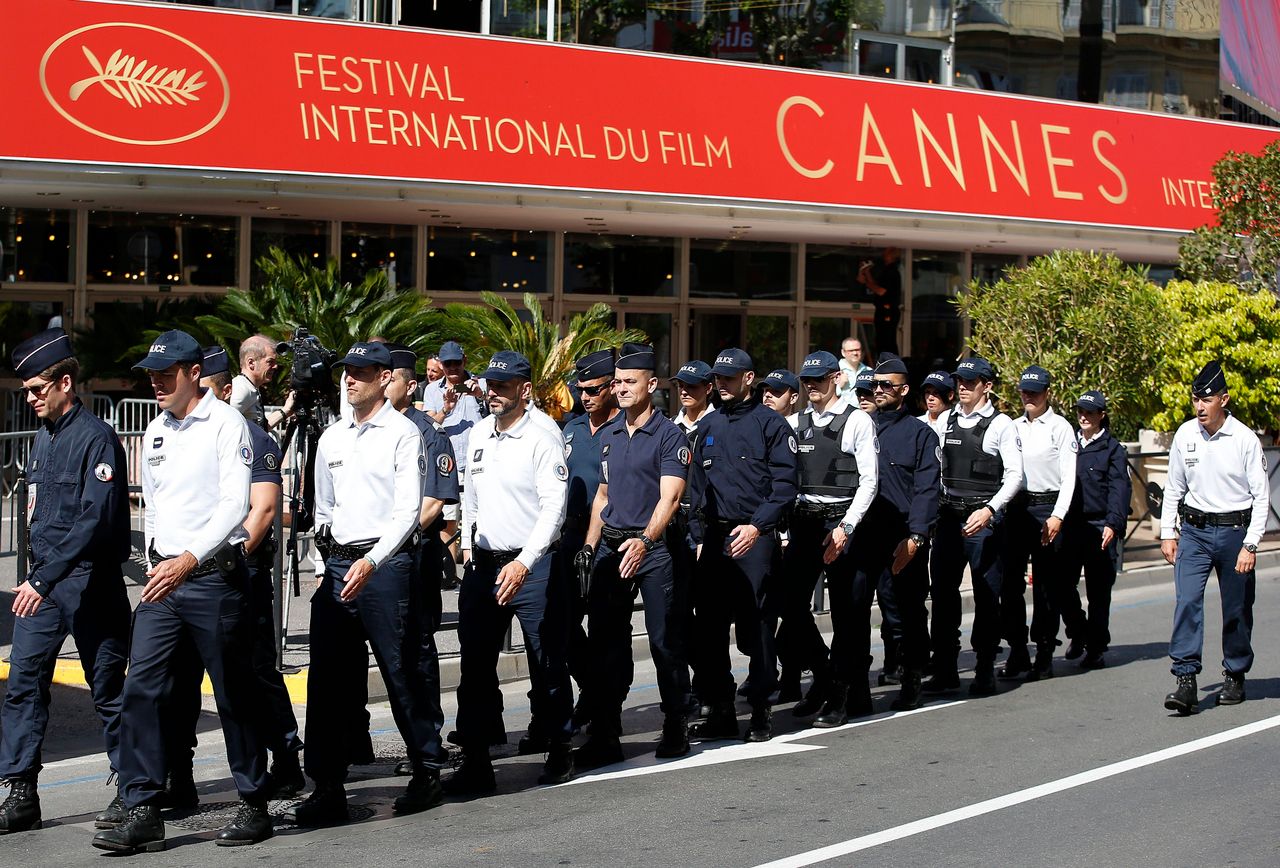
[998,646,1032,680]
[538,743,574,785]
[517,722,550,756]
[574,736,624,769]
[0,780,40,834]
[878,641,902,686]
[689,703,739,741]
[442,752,496,796]
[791,678,826,717]
[921,662,961,694]
[890,670,924,711]
[744,707,773,743]
[394,759,413,776]
[214,799,273,847]
[94,794,125,829]
[1080,651,1107,669]
[655,715,690,759]
[1025,644,1054,682]
[813,681,849,728]
[1218,671,1246,706]
[846,678,873,718]
[91,805,165,853]
[161,771,198,810]
[267,750,306,797]
[774,673,801,704]
[286,783,349,827]
[393,769,444,815]
[1164,674,1199,715]
[969,659,998,697]
[1064,637,1086,660]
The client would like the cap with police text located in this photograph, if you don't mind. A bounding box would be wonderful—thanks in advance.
[800,351,839,378]
[1192,359,1227,397]
[12,328,74,380]
[854,370,876,393]
[710,348,752,376]
[201,346,230,377]
[672,360,712,385]
[439,340,465,362]
[761,369,800,393]
[1076,390,1108,412]
[922,371,954,393]
[385,342,418,372]
[953,357,995,382]
[575,349,614,382]
[1018,365,1051,393]
[482,350,531,382]
[616,342,656,371]
[133,329,203,371]
[333,341,393,369]
[874,352,909,376]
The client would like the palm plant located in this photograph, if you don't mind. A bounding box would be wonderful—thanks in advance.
[442,292,645,412]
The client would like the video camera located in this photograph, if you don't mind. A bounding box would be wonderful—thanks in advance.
[275,327,337,409]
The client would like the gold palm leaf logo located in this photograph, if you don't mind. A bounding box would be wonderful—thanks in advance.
[70,46,206,108]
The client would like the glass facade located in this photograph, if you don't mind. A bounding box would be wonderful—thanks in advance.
[1,208,73,284]
[341,222,416,291]
[251,217,330,285]
[426,227,551,295]
[690,239,793,301]
[564,234,676,297]
[88,211,238,287]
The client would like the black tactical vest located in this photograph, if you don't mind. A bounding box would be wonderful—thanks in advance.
[941,409,1003,498]
[796,406,860,497]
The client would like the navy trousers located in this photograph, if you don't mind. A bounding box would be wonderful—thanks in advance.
[1060,519,1118,654]
[776,514,837,682]
[118,564,268,807]
[930,505,1005,668]
[1001,497,1073,652]
[0,568,129,782]
[854,514,930,676]
[1170,524,1255,677]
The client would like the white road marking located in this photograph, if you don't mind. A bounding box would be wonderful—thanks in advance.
[753,712,1280,868]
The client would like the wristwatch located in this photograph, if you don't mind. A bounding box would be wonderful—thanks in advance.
[641,535,659,553]
[909,533,928,548]
[839,522,856,537]
[1244,543,1258,554]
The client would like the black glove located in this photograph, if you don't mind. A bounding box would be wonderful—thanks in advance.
[574,545,595,597]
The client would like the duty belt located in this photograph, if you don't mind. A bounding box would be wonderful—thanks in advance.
[1017,490,1060,507]
[473,546,522,570]
[600,525,646,548]
[148,542,241,579]
[940,495,990,513]
[316,532,418,563]
[1179,505,1251,529]
[705,518,753,534]
[793,500,850,520]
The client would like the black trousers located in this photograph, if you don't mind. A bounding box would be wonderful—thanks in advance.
[585,538,692,736]
[777,513,840,681]
[930,505,1005,669]
[853,515,930,677]
[1059,518,1118,653]
[0,567,129,782]
[305,552,447,784]
[119,564,267,808]
[669,511,704,702]
[695,527,779,710]
[1001,497,1073,651]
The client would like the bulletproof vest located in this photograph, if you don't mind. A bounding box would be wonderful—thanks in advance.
[795,406,860,497]
[941,409,1003,497]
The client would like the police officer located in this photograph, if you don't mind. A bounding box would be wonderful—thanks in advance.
[829,353,940,718]
[687,348,797,743]
[1000,366,1077,681]
[919,371,954,440]
[423,340,486,568]
[854,369,878,415]
[287,341,446,826]
[576,343,692,765]
[0,330,130,835]
[385,344,459,777]
[93,330,270,853]
[1160,360,1269,714]
[450,351,574,792]
[1060,391,1131,670]
[781,351,878,722]
[925,356,1023,698]
[760,369,801,428]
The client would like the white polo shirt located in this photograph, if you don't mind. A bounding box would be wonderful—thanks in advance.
[461,409,568,569]
[1160,414,1269,546]
[229,373,263,426]
[1014,405,1078,520]
[796,401,880,530]
[942,401,1024,512]
[314,398,424,566]
[142,388,252,564]
[918,411,948,441]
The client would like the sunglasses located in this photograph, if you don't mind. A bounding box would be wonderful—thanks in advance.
[578,382,611,396]
[871,380,904,391]
[23,381,54,397]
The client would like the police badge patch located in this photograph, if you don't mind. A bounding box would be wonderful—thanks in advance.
[437,454,455,476]
[418,455,427,476]
[788,435,798,454]
[94,463,114,482]
[265,453,279,471]
[240,444,253,466]
[678,446,691,466]
[555,463,569,481]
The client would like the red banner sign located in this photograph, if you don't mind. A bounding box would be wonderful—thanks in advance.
[3,0,1277,232]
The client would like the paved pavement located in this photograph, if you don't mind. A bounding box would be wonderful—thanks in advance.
[3,564,1280,865]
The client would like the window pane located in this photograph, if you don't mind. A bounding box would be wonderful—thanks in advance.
[491,0,544,39]
[341,223,416,291]
[859,40,897,79]
[1,300,65,379]
[251,218,330,286]
[808,316,853,357]
[910,249,965,367]
[746,315,790,374]
[426,227,550,295]
[1,207,73,284]
[624,312,673,378]
[690,239,794,300]
[905,45,942,84]
[807,244,883,303]
[88,211,237,287]
[83,297,221,383]
[564,234,676,297]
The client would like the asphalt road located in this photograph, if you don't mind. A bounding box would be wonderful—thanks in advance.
[5,568,1280,867]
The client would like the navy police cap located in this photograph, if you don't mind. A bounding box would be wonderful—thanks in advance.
[12,328,74,380]
[200,346,230,377]
[333,341,392,369]
[1076,390,1107,412]
[761,369,800,393]
[616,342,656,371]
[874,352,909,376]
[575,349,615,382]
[953,357,995,381]
[1018,365,1051,392]
[922,371,954,393]
[482,350,532,382]
[1192,359,1227,397]
[709,348,752,376]
[385,342,418,372]
[133,329,203,371]
[438,340,465,362]
[854,370,876,392]
[800,351,840,378]
[672,360,712,385]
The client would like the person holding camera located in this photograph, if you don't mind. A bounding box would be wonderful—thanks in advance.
[231,335,295,431]
[423,341,486,569]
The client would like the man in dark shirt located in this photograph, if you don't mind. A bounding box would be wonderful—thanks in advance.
[857,247,902,357]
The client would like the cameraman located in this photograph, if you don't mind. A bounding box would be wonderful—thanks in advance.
[231,335,295,431]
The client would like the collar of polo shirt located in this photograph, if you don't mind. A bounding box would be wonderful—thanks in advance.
[491,408,533,439]
[350,395,398,429]
[165,386,217,428]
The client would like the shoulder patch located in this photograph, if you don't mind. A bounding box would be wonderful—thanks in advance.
[873,435,881,454]
[565,431,575,443]
[152,436,163,449]
[1015,435,1023,451]
[787,435,798,454]
[678,446,691,466]
[239,444,253,466]
[1069,438,1079,453]
[418,454,427,476]
[437,453,455,476]
[554,463,569,481]
[564,443,573,459]
[264,452,279,471]
[93,462,114,482]
[602,443,611,457]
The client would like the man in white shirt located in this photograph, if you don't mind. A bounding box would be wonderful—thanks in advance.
[94,331,269,854]
[925,356,1024,698]
[422,341,486,565]
[288,341,446,826]
[835,336,872,402]
[230,335,294,431]
[1160,360,1269,714]
[918,370,953,440]
[1000,366,1077,682]
[449,351,573,793]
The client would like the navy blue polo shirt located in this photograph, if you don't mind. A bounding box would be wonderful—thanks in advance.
[247,422,283,487]
[600,409,690,530]
[562,410,617,526]
[405,405,460,506]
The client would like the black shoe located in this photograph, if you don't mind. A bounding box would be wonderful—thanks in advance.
[94,794,125,829]
[349,737,376,766]
[969,661,998,697]
[846,680,873,718]
[1025,645,1054,681]
[574,737,624,769]
[267,751,306,797]
[394,760,413,777]
[215,800,272,847]
[442,757,496,796]
[921,670,960,694]
[744,707,773,743]
[813,681,849,728]
[286,783,349,827]
[998,649,1032,680]
[1164,674,1199,715]
[538,745,574,785]
[655,715,690,759]
[92,805,164,853]
[0,780,40,834]
[890,671,924,711]
[689,704,739,741]
[393,770,443,815]
[736,679,752,698]
[517,732,550,756]
[791,680,825,717]
[161,772,198,810]
[1218,671,1246,706]
[1080,652,1107,670]
[877,664,903,687]
[1064,638,1086,660]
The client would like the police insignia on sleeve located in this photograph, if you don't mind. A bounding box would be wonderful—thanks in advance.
[873,435,881,454]
[1069,438,1078,453]
[678,446,691,466]
[418,455,427,476]
[788,435,798,454]
[555,463,569,481]
[437,454,455,476]
[265,453,279,471]
[94,463,114,482]
[153,437,163,448]
[240,444,253,466]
